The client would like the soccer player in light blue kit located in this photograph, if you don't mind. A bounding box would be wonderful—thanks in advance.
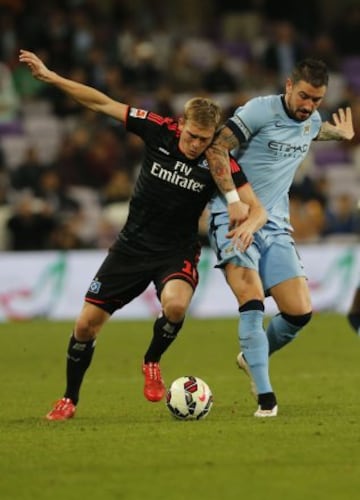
[206,59,354,416]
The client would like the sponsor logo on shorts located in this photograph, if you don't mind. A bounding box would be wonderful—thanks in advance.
[89,279,101,294]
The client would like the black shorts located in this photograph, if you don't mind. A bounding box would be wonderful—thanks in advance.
[84,246,201,315]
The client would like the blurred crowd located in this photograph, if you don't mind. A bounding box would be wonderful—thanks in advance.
[0,0,360,251]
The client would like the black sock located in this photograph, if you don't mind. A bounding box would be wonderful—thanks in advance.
[348,313,360,334]
[144,314,184,363]
[258,392,277,410]
[64,334,96,405]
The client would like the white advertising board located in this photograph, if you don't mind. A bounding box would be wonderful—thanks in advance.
[0,244,359,321]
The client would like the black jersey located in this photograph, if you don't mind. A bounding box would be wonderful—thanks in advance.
[112,107,248,256]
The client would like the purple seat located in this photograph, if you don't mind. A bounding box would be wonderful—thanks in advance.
[220,41,252,61]
[342,56,360,74]
[342,57,360,93]
[313,146,351,167]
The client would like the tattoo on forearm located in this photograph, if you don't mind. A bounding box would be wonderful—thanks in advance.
[215,128,239,151]
[207,161,235,191]
[205,128,241,192]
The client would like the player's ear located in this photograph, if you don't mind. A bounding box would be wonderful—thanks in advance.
[285,78,293,94]
[178,117,185,130]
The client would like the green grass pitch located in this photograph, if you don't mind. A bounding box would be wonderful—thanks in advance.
[1,313,360,500]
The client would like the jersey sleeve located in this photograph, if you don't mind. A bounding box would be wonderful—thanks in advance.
[125,107,177,143]
[226,96,272,143]
[230,155,248,188]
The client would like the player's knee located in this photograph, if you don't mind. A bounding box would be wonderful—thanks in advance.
[74,317,98,341]
[163,300,187,323]
[281,311,312,328]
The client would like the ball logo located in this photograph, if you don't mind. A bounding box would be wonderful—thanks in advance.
[198,383,207,402]
[183,376,198,393]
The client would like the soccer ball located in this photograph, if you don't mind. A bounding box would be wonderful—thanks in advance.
[166,376,213,420]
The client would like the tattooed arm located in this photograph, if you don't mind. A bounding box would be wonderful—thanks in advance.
[316,107,354,141]
[206,126,249,227]
[206,126,240,191]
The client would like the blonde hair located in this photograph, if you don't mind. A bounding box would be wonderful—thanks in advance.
[183,97,222,129]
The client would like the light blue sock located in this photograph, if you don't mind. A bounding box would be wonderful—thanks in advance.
[267,314,300,355]
[238,310,272,394]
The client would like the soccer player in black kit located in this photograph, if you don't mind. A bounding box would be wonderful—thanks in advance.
[20,49,267,420]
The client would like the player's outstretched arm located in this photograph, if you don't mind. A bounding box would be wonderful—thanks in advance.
[19,49,128,122]
[317,107,354,141]
[206,126,248,227]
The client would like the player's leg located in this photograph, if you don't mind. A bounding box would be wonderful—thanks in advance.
[142,280,193,402]
[209,217,277,416]
[267,276,312,354]
[260,231,312,355]
[46,302,109,421]
[261,232,312,354]
[65,302,109,403]
[347,286,360,335]
[47,250,152,417]
[145,278,193,364]
[225,263,277,417]
[142,253,199,402]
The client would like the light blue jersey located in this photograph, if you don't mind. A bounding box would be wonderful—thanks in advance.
[209,94,322,230]
[209,94,322,290]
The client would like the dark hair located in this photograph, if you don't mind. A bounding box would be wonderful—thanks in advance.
[291,58,329,87]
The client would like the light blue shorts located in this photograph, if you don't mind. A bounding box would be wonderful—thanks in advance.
[209,214,306,294]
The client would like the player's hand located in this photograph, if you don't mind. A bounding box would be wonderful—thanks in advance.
[226,224,254,252]
[19,50,51,82]
[324,107,354,140]
[227,200,249,229]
